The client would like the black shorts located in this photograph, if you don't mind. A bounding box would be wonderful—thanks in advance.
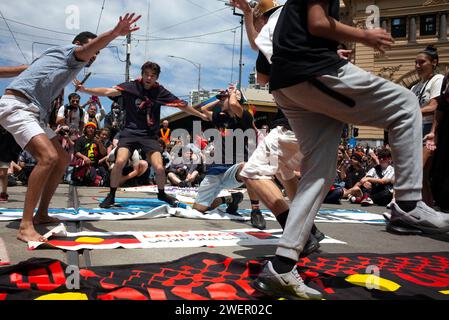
[118,130,162,154]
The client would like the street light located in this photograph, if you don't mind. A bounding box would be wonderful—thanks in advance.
[168,55,201,103]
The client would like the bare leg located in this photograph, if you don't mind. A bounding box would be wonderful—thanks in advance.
[243,178,289,216]
[149,151,166,190]
[276,175,298,201]
[167,172,181,186]
[17,134,58,242]
[110,148,131,188]
[34,137,69,225]
[0,169,7,194]
[119,161,148,186]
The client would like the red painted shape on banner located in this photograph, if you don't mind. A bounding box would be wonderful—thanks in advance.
[235,279,256,296]
[245,232,274,240]
[79,269,100,279]
[147,288,167,300]
[9,262,66,291]
[97,287,149,300]
[395,272,449,288]
[206,283,247,300]
[171,286,209,300]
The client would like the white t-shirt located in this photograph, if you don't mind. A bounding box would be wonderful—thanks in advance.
[254,6,283,64]
[57,105,83,129]
[411,74,444,125]
[366,165,395,181]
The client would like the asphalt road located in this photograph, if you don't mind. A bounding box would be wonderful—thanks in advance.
[1,184,448,269]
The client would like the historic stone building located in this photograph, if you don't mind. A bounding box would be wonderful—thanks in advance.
[165,1,449,146]
[341,0,449,145]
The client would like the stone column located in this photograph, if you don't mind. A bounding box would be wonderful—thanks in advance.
[409,16,417,43]
[440,13,447,41]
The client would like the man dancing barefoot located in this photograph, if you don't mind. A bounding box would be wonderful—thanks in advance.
[0,13,141,242]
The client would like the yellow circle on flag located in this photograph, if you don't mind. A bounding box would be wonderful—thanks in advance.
[35,293,88,300]
[75,237,105,244]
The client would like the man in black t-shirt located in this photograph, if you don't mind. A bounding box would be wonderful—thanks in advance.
[76,61,208,207]
[250,0,449,300]
[192,86,256,216]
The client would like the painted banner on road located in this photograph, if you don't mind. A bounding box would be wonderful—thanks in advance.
[28,224,345,251]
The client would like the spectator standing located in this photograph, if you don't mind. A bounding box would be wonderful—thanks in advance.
[57,93,85,133]
[159,120,171,145]
[411,45,444,206]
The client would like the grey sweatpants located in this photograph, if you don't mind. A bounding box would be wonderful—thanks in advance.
[273,62,422,261]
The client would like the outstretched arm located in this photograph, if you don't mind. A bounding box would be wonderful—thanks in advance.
[308,0,393,54]
[74,80,122,97]
[74,13,141,62]
[178,104,209,122]
[0,65,28,78]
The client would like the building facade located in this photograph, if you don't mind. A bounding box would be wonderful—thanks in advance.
[341,0,449,145]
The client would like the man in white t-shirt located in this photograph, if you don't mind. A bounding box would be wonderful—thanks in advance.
[56,93,85,133]
[354,149,395,207]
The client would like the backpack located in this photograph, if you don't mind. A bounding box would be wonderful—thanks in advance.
[64,104,84,124]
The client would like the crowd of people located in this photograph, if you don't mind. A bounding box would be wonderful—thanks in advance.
[1,0,449,301]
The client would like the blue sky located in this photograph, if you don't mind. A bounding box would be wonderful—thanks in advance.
[0,0,285,116]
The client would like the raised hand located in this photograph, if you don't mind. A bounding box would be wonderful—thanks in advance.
[229,0,252,15]
[113,13,142,37]
[362,28,394,54]
[72,79,86,93]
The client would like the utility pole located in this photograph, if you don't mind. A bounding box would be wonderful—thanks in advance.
[125,32,132,82]
[238,15,244,90]
[231,6,244,90]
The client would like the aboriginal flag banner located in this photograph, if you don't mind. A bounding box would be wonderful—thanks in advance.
[1,252,449,300]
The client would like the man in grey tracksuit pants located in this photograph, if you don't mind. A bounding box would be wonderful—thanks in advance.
[252,0,449,300]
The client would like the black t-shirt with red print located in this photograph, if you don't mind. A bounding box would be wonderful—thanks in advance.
[115,80,186,138]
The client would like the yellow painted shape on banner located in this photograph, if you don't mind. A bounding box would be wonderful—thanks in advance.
[439,290,449,294]
[345,274,401,292]
[75,237,104,244]
[35,293,88,300]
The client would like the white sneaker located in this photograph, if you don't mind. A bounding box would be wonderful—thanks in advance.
[390,201,449,234]
[252,261,323,300]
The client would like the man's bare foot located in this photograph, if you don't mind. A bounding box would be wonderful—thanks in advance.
[33,215,60,225]
[17,225,48,243]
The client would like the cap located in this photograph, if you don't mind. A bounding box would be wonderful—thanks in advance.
[253,0,281,18]
[85,122,97,129]
[351,152,364,162]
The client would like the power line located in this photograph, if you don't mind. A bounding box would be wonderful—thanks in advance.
[1,16,125,44]
[135,26,239,41]
[96,0,107,34]
[0,9,29,63]
[148,7,229,34]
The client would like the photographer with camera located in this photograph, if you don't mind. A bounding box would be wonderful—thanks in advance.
[104,101,124,139]
[83,95,106,129]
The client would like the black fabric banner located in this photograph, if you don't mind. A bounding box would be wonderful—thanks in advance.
[1,252,449,300]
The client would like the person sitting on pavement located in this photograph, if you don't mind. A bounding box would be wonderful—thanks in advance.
[72,122,107,186]
[349,148,395,206]
[167,149,200,188]
[108,147,148,187]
